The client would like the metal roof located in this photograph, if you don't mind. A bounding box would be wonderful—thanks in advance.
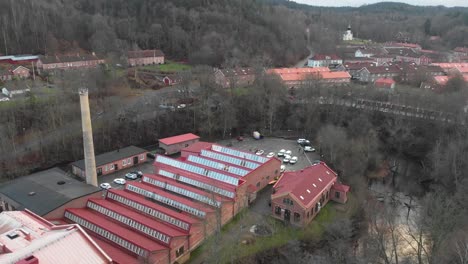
[159,133,200,146]
[0,168,100,216]
[71,145,147,170]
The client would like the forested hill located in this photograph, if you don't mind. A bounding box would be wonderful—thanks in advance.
[0,0,309,67]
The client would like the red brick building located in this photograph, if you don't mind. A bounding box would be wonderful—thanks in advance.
[159,133,200,155]
[127,50,164,66]
[375,78,396,89]
[71,145,148,178]
[36,54,105,72]
[61,140,281,263]
[271,163,349,227]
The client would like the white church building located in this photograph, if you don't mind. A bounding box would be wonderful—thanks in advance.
[343,24,353,41]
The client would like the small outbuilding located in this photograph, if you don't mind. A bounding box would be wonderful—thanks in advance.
[159,133,200,155]
[375,78,396,89]
[71,145,148,178]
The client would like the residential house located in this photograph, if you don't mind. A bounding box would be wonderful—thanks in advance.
[343,62,378,79]
[356,65,401,83]
[0,210,113,264]
[271,162,349,227]
[375,78,396,89]
[36,53,105,72]
[127,50,165,66]
[371,54,394,65]
[11,66,30,79]
[159,133,200,155]
[355,47,386,58]
[307,54,343,67]
[394,63,444,83]
[71,145,148,178]
[386,48,431,65]
[214,68,256,88]
[0,168,101,218]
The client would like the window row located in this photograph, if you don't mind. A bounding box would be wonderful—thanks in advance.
[64,211,147,257]
[201,150,258,170]
[143,177,221,208]
[188,155,249,177]
[107,192,189,230]
[211,145,267,163]
[87,202,170,244]
[158,169,235,199]
[122,157,132,166]
[126,184,206,218]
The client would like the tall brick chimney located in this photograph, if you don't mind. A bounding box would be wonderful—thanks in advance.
[79,88,98,187]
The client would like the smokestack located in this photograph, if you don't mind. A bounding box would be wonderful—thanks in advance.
[79,88,98,187]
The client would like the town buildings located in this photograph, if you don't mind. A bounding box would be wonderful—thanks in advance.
[214,68,256,88]
[307,54,343,67]
[71,145,148,178]
[159,133,200,155]
[36,53,105,72]
[271,162,349,227]
[0,210,113,264]
[356,65,401,82]
[0,167,100,218]
[267,67,350,88]
[0,65,30,81]
[127,50,165,66]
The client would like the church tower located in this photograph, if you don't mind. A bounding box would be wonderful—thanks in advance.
[343,24,353,41]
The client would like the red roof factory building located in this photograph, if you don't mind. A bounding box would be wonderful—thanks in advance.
[271,162,350,227]
[159,133,200,155]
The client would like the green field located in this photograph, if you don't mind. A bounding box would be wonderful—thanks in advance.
[140,60,191,72]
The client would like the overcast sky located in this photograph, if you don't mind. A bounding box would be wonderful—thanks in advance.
[293,0,468,7]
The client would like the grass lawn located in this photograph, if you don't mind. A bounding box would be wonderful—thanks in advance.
[139,60,191,73]
[345,38,373,45]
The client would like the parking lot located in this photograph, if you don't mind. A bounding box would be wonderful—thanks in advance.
[217,137,320,173]
[97,161,155,189]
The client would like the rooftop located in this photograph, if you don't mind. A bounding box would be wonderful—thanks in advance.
[311,54,341,60]
[362,65,401,74]
[0,210,112,264]
[71,145,148,170]
[159,133,200,146]
[272,162,337,208]
[320,71,351,79]
[0,168,100,216]
[38,54,103,64]
[127,50,164,59]
[219,68,256,77]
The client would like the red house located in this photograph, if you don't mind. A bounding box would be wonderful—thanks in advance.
[375,78,396,89]
[271,163,349,227]
[159,133,200,155]
[36,53,105,72]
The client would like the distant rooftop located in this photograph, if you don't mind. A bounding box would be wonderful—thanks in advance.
[0,168,100,216]
[71,145,148,170]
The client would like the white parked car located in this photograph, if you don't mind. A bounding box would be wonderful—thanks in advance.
[266,152,275,158]
[278,149,286,157]
[290,156,298,164]
[125,172,137,180]
[304,146,316,152]
[285,150,292,156]
[113,178,126,185]
[283,155,291,163]
[280,165,286,173]
[255,150,265,155]
[99,183,111,190]
[297,138,307,144]
[177,104,186,109]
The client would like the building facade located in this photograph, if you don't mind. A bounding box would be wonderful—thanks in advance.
[71,146,148,178]
[214,68,256,88]
[36,54,105,71]
[307,54,343,67]
[127,50,165,66]
[356,66,401,83]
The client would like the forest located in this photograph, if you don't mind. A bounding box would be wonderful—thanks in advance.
[1,0,468,263]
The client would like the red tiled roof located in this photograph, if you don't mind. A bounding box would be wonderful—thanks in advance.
[181,141,213,153]
[125,182,215,213]
[434,75,449,85]
[107,189,199,225]
[65,208,168,252]
[454,47,468,53]
[375,78,396,85]
[320,71,351,79]
[127,50,164,59]
[88,198,188,239]
[363,65,401,74]
[220,68,255,77]
[431,63,468,70]
[332,183,350,193]
[272,162,337,208]
[312,54,341,60]
[456,67,468,74]
[159,133,200,145]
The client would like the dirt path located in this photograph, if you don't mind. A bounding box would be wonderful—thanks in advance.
[294,47,313,68]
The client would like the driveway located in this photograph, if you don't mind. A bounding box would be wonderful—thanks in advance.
[294,47,313,68]
[97,160,155,189]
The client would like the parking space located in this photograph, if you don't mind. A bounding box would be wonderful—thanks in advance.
[218,137,320,172]
[97,161,155,189]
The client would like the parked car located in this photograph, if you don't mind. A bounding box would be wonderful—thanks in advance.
[99,183,111,190]
[255,150,265,155]
[113,178,126,185]
[283,155,291,163]
[304,146,316,152]
[280,165,286,173]
[266,152,275,158]
[312,160,321,165]
[133,171,143,178]
[290,156,298,164]
[177,104,186,109]
[278,149,286,157]
[125,172,137,180]
[285,150,292,156]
